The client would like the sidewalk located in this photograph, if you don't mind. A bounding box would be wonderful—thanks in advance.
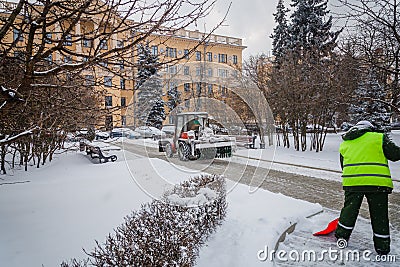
[276,209,400,266]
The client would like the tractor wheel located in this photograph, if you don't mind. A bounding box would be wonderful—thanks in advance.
[165,142,173,158]
[178,142,190,161]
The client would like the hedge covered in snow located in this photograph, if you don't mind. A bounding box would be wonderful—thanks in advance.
[62,174,227,267]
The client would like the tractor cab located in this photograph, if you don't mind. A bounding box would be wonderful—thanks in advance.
[174,112,208,141]
[159,111,234,161]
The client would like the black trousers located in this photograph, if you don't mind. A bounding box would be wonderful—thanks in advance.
[335,191,390,254]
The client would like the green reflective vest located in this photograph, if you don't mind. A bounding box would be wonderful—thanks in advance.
[339,132,393,188]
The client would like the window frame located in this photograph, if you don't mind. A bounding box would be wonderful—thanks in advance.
[196,51,202,61]
[105,96,113,107]
[104,76,112,87]
[207,52,213,62]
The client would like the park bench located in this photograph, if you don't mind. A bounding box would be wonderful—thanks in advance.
[84,143,117,163]
[234,135,256,149]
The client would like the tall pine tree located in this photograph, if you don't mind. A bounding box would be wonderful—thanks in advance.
[350,69,391,126]
[271,0,290,65]
[288,0,340,55]
[135,43,165,128]
[166,83,181,114]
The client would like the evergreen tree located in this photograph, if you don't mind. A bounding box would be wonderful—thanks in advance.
[147,98,166,129]
[271,0,290,65]
[288,0,340,55]
[166,84,181,113]
[350,69,391,126]
[136,43,157,89]
[135,43,166,127]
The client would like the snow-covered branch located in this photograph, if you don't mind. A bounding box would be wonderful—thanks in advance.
[0,126,39,145]
[361,96,400,114]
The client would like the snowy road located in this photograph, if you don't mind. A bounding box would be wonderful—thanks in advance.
[117,141,400,232]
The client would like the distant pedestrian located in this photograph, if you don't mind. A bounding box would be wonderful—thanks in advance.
[335,120,400,255]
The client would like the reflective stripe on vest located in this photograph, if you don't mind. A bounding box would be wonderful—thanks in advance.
[339,132,393,188]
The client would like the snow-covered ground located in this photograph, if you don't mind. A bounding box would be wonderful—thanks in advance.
[233,132,400,192]
[2,131,400,267]
[121,132,400,191]
[0,143,321,267]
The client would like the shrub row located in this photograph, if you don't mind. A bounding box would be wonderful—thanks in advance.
[62,174,227,267]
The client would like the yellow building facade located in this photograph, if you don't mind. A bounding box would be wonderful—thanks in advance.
[0,1,246,130]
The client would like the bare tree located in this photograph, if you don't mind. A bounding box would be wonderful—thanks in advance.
[337,0,400,114]
[0,0,219,172]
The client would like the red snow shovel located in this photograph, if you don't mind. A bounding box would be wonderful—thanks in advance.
[313,218,339,236]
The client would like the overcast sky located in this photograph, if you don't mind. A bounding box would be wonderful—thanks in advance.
[193,0,279,58]
[195,0,344,59]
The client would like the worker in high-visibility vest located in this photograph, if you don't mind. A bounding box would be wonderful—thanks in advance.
[335,120,400,255]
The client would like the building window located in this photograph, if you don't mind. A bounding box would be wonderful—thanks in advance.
[99,60,108,67]
[120,78,125,90]
[118,60,124,70]
[185,99,190,108]
[207,52,212,62]
[64,56,72,63]
[121,97,126,107]
[100,39,108,50]
[207,68,213,77]
[220,86,228,96]
[82,56,89,62]
[207,84,213,95]
[45,53,53,63]
[121,115,126,126]
[13,28,23,42]
[218,68,228,78]
[184,49,189,59]
[231,69,239,78]
[104,76,112,87]
[233,55,238,64]
[196,51,201,61]
[64,34,72,46]
[152,45,158,56]
[85,75,94,86]
[183,66,190,75]
[166,47,177,58]
[169,65,177,74]
[82,38,92,48]
[218,53,227,63]
[45,33,52,44]
[105,96,113,107]
[196,82,201,95]
[117,40,124,48]
[184,83,191,92]
[196,67,201,76]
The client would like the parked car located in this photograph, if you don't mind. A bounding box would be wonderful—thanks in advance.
[95,130,110,140]
[136,126,166,139]
[390,122,400,130]
[110,128,140,139]
[75,128,95,140]
[161,124,175,137]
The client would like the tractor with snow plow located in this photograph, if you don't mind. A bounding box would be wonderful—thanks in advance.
[158,112,236,161]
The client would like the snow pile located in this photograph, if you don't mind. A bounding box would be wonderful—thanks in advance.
[62,175,227,267]
[164,174,222,207]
